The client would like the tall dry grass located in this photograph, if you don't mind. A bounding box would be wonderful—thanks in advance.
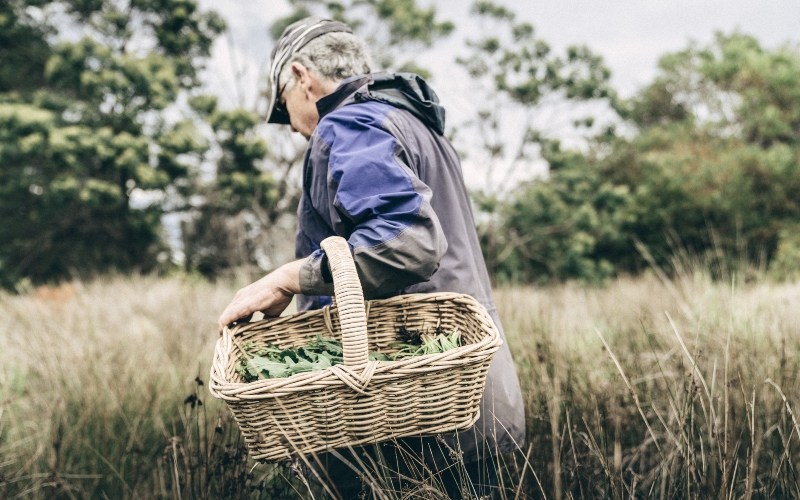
[1,270,799,498]
[498,270,800,498]
[0,275,306,498]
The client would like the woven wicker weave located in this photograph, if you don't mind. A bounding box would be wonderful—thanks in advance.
[209,236,502,462]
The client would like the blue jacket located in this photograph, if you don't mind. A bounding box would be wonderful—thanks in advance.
[296,73,525,459]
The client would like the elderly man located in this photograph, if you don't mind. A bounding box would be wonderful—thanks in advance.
[218,16,525,498]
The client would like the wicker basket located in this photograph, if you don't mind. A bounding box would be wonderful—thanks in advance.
[208,236,502,462]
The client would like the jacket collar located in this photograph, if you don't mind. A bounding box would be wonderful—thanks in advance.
[316,75,371,119]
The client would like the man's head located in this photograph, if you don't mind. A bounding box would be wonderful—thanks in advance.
[266,17,372,137]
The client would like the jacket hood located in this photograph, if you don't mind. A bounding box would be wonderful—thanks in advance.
[317,73,447,135]
[358,73,447,135]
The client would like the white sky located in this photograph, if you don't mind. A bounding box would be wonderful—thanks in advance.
[521,0,800,96]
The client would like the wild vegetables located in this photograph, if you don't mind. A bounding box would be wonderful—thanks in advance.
[387,327,462,359]
[235,329,462,382]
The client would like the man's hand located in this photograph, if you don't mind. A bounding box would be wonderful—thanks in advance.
[217,259,305,331]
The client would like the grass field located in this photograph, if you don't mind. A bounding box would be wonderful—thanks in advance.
[1,270,799,498]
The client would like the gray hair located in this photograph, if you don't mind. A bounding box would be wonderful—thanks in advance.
[278,31,372,91]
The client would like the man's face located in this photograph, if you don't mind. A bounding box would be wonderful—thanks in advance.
[281,76,319,140]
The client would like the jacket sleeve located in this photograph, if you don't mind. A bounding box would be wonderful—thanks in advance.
[299,104,447,298]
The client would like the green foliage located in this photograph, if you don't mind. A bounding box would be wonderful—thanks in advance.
[458,3,615,107]
[490,32,800,283]
[471,0,515,21]
[236,330,462,382]
[180,96,277,277]
[0,0,224,288]
[4,0,797,288]
[626,32,800,147]
[488,141,632,284]
[0,0,456,284]
[458,1,619,280]
[0,101,163,288]
[456,0,617,187]
[0,1,51,92]
[204,107,272,213]
[236,338,343,381]
[607,33,800,276]
[769,224,800,280]
[368,0,455,46]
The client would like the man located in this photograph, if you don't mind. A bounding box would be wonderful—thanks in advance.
[218,16,526,497]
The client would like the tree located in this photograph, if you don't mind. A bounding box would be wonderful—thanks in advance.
[453,0,619,277]
[614,32,800,274]
[0,0,225,288]
[624,32,800,147]
[180,95,274,276]
[491,31,800,283]
[491,140,633,283]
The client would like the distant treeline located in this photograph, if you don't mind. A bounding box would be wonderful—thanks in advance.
[480,32,800,284]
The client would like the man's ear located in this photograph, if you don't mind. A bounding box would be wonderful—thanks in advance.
[290,62,313,97]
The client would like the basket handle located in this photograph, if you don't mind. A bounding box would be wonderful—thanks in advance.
[320,236,369,367]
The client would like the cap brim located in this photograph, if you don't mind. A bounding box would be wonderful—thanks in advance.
[266,102,290,125]
[265,78,290,124]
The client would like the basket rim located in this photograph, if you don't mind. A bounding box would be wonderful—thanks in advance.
[209,292,501,400]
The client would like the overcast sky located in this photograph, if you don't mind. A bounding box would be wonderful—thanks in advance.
[517,0,800,96]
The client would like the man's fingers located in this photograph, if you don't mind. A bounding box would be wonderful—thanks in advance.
[218,309,253,332]
[216,261,303,334]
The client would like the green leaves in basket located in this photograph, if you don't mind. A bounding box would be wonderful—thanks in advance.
[390,329,462,358]
[369,351,392,361]
[248,357,291,379]
[235,329,462,382]
[235,336,344,382]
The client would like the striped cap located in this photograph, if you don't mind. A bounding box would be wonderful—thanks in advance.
[266,17,353,124]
